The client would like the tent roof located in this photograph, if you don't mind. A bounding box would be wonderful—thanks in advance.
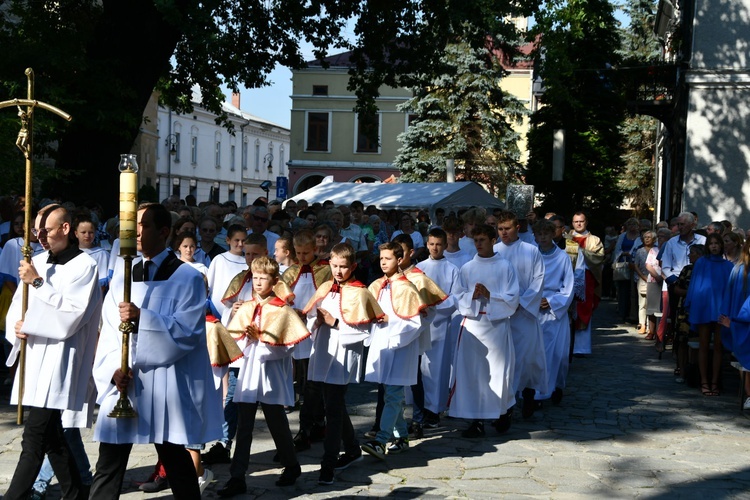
[288,181,503,212]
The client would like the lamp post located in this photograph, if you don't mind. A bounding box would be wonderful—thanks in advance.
[165,134,177,198]
[264,152,273,175]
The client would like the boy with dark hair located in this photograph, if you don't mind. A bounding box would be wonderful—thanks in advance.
[302,243,384,485]
[442,216,472,269]
[450,224,519,437]
[361,242,425,458]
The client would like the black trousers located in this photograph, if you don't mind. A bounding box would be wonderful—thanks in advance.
[4,407,82,500]
[89,441,199,500]
[298,377,326,432]
[321,383,359,469]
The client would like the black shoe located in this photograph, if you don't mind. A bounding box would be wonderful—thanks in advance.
[551,387,563,405]
[334,451,363,471]
[201,442,231,464]
[218,477,247,497]
[409,422,424,439]
[318,466,335,485]
[275,463,301,486]
[139,475,169,492]
[309,423,326,442]
[461,420,485,438]
[521,388,536,419]
[493,408,513,434]
[293,429,311,451]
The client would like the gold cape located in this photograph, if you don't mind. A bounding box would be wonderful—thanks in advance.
[222,269,294,305]
[226,295,311,346]
[206,315,244,367]
[369,274,426,319]
[303,279,385,326]
[403,266,448,307]
[281,258,332,289]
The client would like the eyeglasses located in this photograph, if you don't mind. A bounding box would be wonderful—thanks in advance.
[32,224,63,237]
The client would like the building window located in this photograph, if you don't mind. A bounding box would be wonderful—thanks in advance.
[312,85,328,96]
[242,140,248,170]
[191,136,198,164]
[254,139,261,171]
[215,141,221,168]
[306,112,330,152]
[173,132,181,162]
[230,145,236,171]
[356,112,380,153]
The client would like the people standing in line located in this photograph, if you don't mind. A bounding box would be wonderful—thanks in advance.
[613,218,642,324]
[632,230,656,336]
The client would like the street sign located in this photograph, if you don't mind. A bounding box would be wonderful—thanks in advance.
[276,176,288,199]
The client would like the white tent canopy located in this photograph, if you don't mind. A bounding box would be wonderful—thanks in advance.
[288,180,503,217]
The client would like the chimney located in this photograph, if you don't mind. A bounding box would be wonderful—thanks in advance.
[232,92,241,109]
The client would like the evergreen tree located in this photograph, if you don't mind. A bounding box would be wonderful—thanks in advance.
[618,0,662,217]
[394,28,526,197]
[525,0,626,218]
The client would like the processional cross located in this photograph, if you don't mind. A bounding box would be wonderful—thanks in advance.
[0,68,72,424]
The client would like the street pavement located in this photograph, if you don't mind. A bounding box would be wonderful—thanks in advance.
[2,299,750,499]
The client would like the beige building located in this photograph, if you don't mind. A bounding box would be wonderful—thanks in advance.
[289,37,535,196]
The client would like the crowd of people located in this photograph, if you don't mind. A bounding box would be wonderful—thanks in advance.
[3,191,750,499]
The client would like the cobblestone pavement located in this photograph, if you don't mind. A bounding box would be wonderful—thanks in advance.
[2,299,750,499]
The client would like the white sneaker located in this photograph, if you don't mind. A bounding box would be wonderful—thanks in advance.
[743,398,750,410]
[198,468,214,494]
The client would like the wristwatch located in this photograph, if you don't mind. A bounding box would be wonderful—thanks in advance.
[31,277,44,289]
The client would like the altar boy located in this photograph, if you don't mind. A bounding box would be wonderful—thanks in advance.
[302,243,384,485]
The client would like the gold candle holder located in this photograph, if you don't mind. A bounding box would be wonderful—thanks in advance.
[109,154,139,418]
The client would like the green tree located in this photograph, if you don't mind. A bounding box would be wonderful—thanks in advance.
[525,0,626,218]
[0,0,539,213]
[618,0,662,217]
[394,28,526,197]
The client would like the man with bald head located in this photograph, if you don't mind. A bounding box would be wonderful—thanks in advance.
[4,206,102,500]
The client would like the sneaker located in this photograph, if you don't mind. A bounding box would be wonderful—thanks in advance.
[293,429,311,451]
[361,440,386,460]
[744,397,750,410]
[461,420,485,438]
[387,437,409,454]
[139,474,169,492]
[29,488,46,500]
[198,468,214,494]
[275,463,301,486]
[318,466,335,485]
[217,477,247,497]
[201,442,231,464]
[409,423,424,439]
[364,426,378,439]
[423,417,440,429]
[334,451,363,471]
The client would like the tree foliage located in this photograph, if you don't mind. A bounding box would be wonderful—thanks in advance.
[617,0,662,217]
[0,0,538,213]
[394,27,526,197]
[525,0,626,218]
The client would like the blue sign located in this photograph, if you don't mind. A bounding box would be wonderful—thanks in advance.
[276,176,289,199]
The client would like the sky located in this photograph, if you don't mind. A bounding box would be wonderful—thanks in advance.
[229,5,631,130]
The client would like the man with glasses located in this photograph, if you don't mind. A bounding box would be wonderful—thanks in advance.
[198,216,225,263]
[548,215,567,250]
[4,206,102,500]
[246,206,279,255]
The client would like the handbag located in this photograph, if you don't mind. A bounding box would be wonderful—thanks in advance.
[612,261,631,281]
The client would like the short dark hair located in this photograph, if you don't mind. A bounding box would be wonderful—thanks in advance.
[379,241,404,259]
[472,223,497,240]
[496,210,518,226]
[392,233,414,250]
[138,202,172,230]
[226,224,247,240]
[427,227,447,244]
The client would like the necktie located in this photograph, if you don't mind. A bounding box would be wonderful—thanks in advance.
[143,260,154,281]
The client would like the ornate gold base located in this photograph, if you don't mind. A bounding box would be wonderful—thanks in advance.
[108,396,138,418]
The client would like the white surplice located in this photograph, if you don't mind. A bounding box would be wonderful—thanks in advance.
[5,251,101,412]
[448,253,519,419]
[536,245,575,399]
[443,249,472,270]
[93,258,223,445]
[82,246,110,288]
[207,252,247,317]
[494,239,548,395]
[416,257,461,413]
